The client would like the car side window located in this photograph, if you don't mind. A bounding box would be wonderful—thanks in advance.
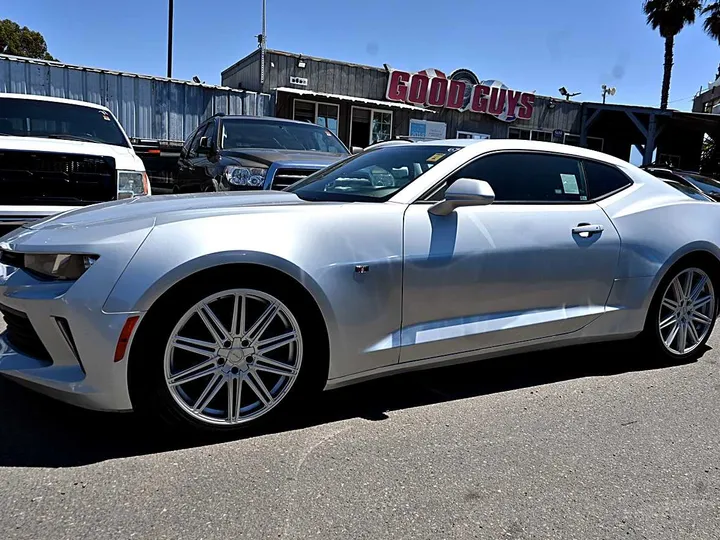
[181,127,199,158]
[188,123,209,158]
[204,121,217,149]
[429,152,587,203]
[582,160,632,199]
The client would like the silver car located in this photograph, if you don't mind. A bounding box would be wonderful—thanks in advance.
[1,139,718,433]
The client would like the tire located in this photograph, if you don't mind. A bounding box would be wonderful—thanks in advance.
[640,263,718,362]
[129,272,326,434]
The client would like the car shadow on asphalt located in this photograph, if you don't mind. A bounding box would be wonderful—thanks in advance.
[0,340,703,468]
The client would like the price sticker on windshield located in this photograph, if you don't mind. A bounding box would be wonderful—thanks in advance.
[427,153,446,163]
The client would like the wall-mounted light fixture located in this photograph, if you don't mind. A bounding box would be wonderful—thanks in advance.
[297,58,307,69]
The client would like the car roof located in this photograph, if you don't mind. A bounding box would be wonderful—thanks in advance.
[216,115,326,127]
[0,92,111,111]
[391,138,636,168]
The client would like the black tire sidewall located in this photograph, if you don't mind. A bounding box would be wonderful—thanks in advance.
[644,264,718,361]
[129,273,325,434]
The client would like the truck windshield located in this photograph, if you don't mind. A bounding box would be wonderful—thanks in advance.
[287,144,462,202]
[0,98,129,147]
[220,119,348,154]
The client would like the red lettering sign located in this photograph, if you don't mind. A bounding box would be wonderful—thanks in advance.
[384,68,534,122]
[386,70,410,102]
[427,77,448,107]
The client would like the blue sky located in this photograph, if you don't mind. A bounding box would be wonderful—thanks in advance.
[4,0,718,110]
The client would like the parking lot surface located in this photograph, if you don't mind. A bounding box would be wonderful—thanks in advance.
[0,318,719,540]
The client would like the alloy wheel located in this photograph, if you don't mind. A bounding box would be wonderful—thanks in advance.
[164,289,302,425]
[658,268,715,356]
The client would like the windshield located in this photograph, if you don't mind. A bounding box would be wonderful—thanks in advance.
[681,173,720,194]
[220,119,348,154]
[287,144,463,202]
[0,98,129,147]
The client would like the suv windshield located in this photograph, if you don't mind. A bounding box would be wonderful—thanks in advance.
[0,98,129,147]
[287,144,462,202]
[220,119,348,154]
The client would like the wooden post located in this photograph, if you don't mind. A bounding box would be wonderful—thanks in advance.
[580,105,588,147]
[643,114,656,166]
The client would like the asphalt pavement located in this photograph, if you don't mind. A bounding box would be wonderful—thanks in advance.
[0,318,719,540]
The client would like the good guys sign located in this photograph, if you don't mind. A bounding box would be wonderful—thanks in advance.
[385,68,535,122]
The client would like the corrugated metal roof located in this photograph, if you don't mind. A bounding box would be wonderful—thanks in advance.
[0,53,243,92]
[275,87,432,112]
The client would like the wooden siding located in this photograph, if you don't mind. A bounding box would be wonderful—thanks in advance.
[221,50,262,93]
[225,50,584,142]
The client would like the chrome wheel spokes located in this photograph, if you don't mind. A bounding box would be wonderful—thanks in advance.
[658,268,715,356]
[164,289,302,425]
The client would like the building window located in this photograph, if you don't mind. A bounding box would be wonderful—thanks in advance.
[657,153,681,168]
[457,130,490,140]
[292,99,340,135]
[563,133,605,152]
[507,128,553,142]
[371,110,392,144]
[508,127,530,140]
[350,106,393,147]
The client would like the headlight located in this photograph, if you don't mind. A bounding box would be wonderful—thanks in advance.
[223,166,267,187]
[118,171,151,199]
[23,253,98,281]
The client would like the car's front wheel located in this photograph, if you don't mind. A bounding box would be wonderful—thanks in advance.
[131,276,318,433]
[644,264,717,360]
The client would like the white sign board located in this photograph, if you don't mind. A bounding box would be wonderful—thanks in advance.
[409,119,447,140]
[290,76,308,86]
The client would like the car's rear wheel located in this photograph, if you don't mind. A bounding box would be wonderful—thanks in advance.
[131,275,321,434]
[644,265,717,360]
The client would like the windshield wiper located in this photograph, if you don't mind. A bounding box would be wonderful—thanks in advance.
[43,134,99,143]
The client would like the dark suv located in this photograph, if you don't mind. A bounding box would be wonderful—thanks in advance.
[174,115,350,193]
[643,166,720,202]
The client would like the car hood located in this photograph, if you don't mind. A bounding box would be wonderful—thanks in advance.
[221,148,347,167]
[25,191,313,231]
[0,135,137,161]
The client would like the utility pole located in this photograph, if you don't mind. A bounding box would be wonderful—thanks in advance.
[167,0,174,78]
[259,0,267,85]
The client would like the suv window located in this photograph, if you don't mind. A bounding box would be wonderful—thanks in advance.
[188,123,209,158]
[583,160,632,199]
[431,152,587,203]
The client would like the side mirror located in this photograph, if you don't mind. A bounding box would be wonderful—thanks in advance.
[197,136,212,155]
[351,146,364,154]
[429,178,495,216]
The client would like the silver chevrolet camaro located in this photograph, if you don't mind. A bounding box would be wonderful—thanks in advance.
[1,139,718,433]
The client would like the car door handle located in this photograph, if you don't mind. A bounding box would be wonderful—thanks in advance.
[572,223,604,238]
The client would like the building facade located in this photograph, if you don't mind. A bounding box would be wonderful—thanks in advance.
[222,49,718,171]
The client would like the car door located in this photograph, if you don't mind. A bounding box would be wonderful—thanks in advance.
[400,151,622,363]
[177,125,202,192]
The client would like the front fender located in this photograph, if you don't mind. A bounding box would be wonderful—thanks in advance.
[104,248,338,339]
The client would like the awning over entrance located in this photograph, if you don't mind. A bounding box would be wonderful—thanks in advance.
[275,87,432,112]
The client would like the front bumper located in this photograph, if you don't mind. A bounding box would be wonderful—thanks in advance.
[0,264,142,411]
[0,219,155,412]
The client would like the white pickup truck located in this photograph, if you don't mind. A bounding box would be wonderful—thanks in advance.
[0,93,151,236]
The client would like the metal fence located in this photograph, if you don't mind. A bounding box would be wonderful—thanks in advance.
[0,54,272,143]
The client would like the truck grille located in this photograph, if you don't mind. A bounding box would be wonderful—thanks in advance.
[0,150,116,205]
[0,304,52,362]
[271,168,321,190]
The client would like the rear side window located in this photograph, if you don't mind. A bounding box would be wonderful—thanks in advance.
[439,152,587,203]
[583,160,632,199]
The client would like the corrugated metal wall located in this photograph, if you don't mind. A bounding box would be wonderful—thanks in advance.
[0,55,272,143]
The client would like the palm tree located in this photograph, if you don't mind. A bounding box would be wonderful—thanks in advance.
[702,2,720,45]
[643,0,702,109]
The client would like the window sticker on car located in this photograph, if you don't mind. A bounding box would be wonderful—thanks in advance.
[427,153,446,163]
[560,173,580,195]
